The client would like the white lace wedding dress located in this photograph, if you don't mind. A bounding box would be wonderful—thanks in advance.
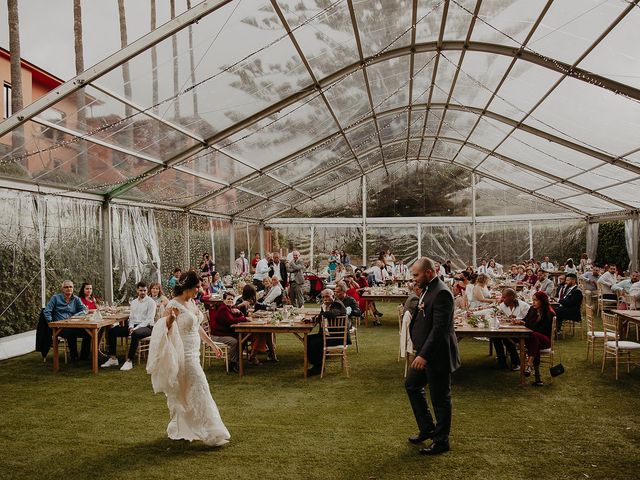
[146,298,230,446]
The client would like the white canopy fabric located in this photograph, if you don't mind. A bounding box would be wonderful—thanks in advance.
[1,0,639,220]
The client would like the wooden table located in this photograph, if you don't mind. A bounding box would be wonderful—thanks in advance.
[611,309,640,337]
[50,312,129,374]
[361,293,410,327]
[455,324,532,386]
[232,318,316,378]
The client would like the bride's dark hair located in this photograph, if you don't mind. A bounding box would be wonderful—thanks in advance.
[173,270,200,296]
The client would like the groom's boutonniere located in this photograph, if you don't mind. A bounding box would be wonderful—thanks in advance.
[418,303,425,311]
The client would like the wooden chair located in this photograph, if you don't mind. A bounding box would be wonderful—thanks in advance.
[50,336,69,364]
[321,315,350,378]
[538,317,557,382]
[200,320,230,372]
[349,315,360,354]
[137,337,151,364]
[597,284,617,314]
[601,312,640,380]
[397,304,404,362]
[585,304,612,363]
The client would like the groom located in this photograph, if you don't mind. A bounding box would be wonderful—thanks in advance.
[405,257,461,455]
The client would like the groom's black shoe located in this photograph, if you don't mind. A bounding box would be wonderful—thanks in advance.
[419,442,450,455]
[408,430,435,444]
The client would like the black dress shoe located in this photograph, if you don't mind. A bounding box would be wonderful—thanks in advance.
[408,430,435,444]
[419,442,450,455]
[307,368,321,377]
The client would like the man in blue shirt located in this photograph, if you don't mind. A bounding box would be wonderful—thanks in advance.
[43,280,89,361]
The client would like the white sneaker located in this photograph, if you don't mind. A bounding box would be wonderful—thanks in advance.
[101,357,119,368]
[120,360,133,371]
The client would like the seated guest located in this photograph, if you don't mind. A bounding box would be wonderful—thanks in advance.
[334,281,362,328]
[366,259,390,286]
[477,259,488,274]
[580,266,600,292]
[453,271,471,298]
[196,275,212,303]
[78,282,98,310]
[168,267,181,290]
[520,291,554,387]
[43,280,90,361]
[334,263,347,284]
[149,282,169,318]
[235,284,257,315]
[540,256,555,272]
[101,281,157,371]
[306,289,347,376]
[630,280,640,303]
[469,274,493,309]
[555,274,567,298]
[434,261,447,279]
[486,259,499,277]
[555,273,583,333]
[344,275,364,312]
[523,267,537,287]
[257,276,283,308]
[613,271,640,294]
[533,270,554,297]
[564,258,577,274]
[210,291,252,372]
[597,264,619,300]
[493,288,529,370]
[514,265,526,283]
[209,271,225,294]
[443,260,452,276]
[508,264,519,280]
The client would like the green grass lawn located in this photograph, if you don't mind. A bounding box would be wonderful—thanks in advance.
[1,303,639,480]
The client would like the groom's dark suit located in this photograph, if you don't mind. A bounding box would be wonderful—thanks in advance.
[405,276,460,445]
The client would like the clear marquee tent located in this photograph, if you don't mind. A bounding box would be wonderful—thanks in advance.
[1,0,640,338]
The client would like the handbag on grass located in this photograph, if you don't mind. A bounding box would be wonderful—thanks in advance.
[550,348,565,377]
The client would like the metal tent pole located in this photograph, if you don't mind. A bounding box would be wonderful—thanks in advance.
[102,201,114,304]
[35,196,47,308]
[362,176,367,266]
[259,224,265,257]
[471,173,477,268]
[184,214,190,270]
[229,220,235,275]
[310,225,315,271]
[417,223,422,259]
[529,220,534,260]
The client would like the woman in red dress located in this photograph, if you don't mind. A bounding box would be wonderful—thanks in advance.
[78,283,98,310]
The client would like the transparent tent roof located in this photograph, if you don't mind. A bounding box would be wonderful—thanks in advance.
[2,0,640,221]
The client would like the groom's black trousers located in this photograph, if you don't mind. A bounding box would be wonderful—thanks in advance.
[405,364,452,444]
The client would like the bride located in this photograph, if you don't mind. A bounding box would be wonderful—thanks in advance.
[146,270,230,446]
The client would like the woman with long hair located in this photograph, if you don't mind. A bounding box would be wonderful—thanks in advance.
[146,271,230,446]
[519,291,554,386]
[78,283,97,310]
[149,282,169,318]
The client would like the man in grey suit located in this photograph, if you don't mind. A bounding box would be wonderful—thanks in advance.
[405,257,461,455]
[287,250,306,307]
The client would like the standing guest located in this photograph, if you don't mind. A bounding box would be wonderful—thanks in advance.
[306,289,347,376]
[287,250,306,308]
[340,250,351,266]
[597,264,619,300]
[43,280,89,361]
[564,258,577,274]
[494,288,529,370]
[168,268,182,290]
[555,273,583,332]
[533,270,554,297]
[253,252,271,292]
[210,271,226,294]
[78,283,98,310]
[477,259,488,275]
[101,281,157,371]
[395,259,409,279]
[251,253,261,273]
[540,256,555,272]
[405,257,460,455]
[146,271,230,447]
[210,291,251,372]
[384,250,396,271]
[270,252,288,287]
[149,282,169,318]
[578,253,589,273]
[519,291,554,386]
[234,251,250,277]
[200,253,215,275]
[327,250,339,281]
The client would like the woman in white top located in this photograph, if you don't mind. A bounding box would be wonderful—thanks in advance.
[469,273,494,309]
[494,288,529,369]
[564,258,578,274]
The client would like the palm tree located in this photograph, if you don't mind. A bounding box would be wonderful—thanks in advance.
[117,0,133,119]
[150,0,158,109]
[170,0,180,119]
[186,0,197,116]
[74,0,87,176]
[7,0,24,160]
